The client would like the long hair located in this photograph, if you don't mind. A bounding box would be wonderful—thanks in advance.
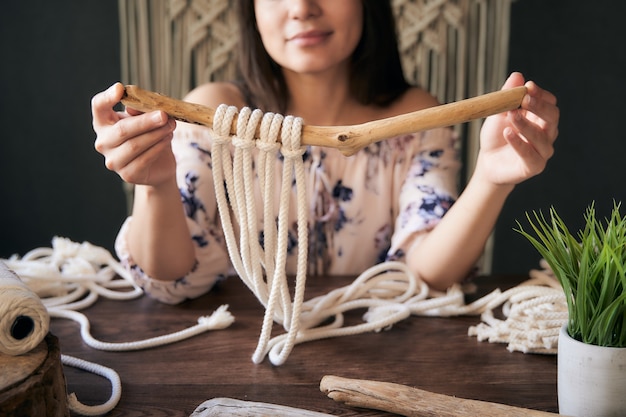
[234,0,410,113]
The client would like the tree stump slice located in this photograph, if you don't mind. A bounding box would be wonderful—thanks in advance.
[0,333,69,416]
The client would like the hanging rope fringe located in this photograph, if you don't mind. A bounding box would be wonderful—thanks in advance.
[210,107,568,366]
[2,236,234,415]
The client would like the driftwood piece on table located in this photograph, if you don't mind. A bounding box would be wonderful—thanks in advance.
[190,397,335,417]
[320,375,563,417]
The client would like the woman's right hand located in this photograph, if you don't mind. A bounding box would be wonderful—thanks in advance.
[92,82,177,187]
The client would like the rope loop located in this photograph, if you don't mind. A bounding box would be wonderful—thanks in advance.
[256,111,282,154]
[279,115,306,160]
[2,237,235,415]
[212,104,238,144]
[209,104,569,364]
[232,107,262,150]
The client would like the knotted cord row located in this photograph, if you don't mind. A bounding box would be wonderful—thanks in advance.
[212,104,310,365]
[210,107,568,366]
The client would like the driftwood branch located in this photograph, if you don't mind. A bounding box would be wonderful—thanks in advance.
[320,375,564,417]
[122,85,526,156]
[190,397,335,417]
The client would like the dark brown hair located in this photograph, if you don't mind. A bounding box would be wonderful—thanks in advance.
[234,0,410,113]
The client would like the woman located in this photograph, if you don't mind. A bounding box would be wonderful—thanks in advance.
[92,0,559,304]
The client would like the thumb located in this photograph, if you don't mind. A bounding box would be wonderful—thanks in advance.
[502,72,526,90]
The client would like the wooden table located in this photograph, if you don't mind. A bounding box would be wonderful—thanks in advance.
[50,274,558,416]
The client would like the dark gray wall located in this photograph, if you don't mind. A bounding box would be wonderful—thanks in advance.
[1,1,625,277]
[492,0,626,274]
[0,1,126,257]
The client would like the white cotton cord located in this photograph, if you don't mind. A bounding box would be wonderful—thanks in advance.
[53,290,99,312]
[265,303,413,364]
[239,108,269,306]
[467,267,567,354]
[300,262,418,329]
[210,105,569,364]
[0,261,50,355]
[212,104,269,304]
[2,237,236,415]
[232,107,257,288]
[253,115,303,364]
[257,112,285,313]
[256,113,284,337]
[62,354,122,416]
[266,114,308,366]
[48,305,233,351]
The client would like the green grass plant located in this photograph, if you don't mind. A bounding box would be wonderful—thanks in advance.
[515,201,626,347]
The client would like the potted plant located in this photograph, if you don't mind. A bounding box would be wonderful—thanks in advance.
[516,201,626,417]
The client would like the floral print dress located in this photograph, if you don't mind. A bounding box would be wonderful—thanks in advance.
[115,125,461,304]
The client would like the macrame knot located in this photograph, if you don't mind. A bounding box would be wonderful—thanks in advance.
[234,107,263,150]
[256,140,281,154]
[279,115,306,160]
[258,111,283,150]
[209,101,567,365]
[212,104,238,144]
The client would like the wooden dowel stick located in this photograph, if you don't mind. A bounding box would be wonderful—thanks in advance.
[122,85,526,156]
[320,375,565,417]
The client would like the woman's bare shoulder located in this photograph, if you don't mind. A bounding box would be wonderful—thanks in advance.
[183,82,247,109]
[391,87,440,115]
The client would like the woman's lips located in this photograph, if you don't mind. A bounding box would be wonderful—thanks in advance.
[288,30,332,46]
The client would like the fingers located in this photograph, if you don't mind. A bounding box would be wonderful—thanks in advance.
[501,71,526,90]
[91,82,125,127]
[92,82,178,184]
[505,111,554,162]
[92,82,173,146]
[518,81,559,140]
[102,119,176,172]
[113,134,176,184]
[109,110,173,146]
[497,75,560,172]
[525,80,557,106]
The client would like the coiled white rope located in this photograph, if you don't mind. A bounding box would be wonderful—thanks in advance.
[2,236,234,415]
[0,261,50,356]
[468,259,567,354]
[210,106,568,365]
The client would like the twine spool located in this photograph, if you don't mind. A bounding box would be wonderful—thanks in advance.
[0,260,49,356]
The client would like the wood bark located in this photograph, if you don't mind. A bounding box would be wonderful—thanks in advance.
[320,375,564,417]
[0,334,69,417]
[190,397,336,417]
[122,85,526,156]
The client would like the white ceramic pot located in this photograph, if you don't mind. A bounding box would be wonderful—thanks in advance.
[558,324,626,416]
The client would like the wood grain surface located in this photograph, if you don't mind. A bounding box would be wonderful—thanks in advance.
[50,275,558,416]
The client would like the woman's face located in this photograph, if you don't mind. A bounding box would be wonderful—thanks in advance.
[253,0,363,76]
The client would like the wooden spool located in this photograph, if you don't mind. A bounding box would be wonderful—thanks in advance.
[0,333,69,416]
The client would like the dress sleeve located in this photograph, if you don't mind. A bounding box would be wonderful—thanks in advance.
[386,128,461,262]
[114,126,232,304]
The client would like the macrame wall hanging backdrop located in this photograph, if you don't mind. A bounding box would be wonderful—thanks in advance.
[118,0,517,273]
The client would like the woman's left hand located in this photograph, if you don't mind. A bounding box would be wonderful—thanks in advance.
[476,72,560,186]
